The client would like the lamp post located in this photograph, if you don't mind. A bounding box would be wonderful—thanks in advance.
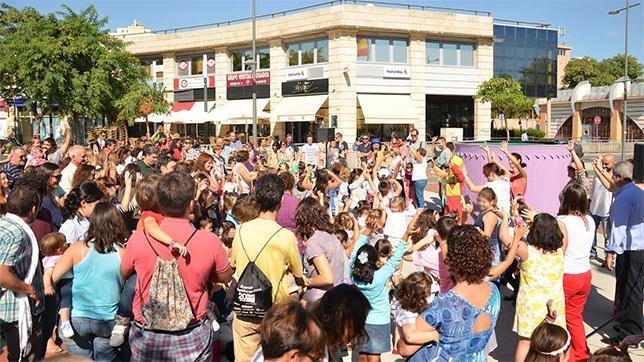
[609,0,640,160]
[251,0,258,148]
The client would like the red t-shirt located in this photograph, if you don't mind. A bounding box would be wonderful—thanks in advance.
[136,210,164,231]
[121,218,230,323]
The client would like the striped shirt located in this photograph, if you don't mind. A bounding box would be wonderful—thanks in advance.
[0,163,23,188]
[0,217,45,323]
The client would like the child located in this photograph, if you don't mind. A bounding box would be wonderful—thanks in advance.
[199,217,213,232]
[231,194,259,225]
[394,272,440,356]
[222,173,238,195]
[350,218,413,361]
[404,209,442,282]
[524,322,571,362]
[109,174,187,347]
[219,220,236,255]
[41,233,68,349]
[383,197,407,241]
[474,188,503,272]
[374,239,393,269]
[365,208,386,245]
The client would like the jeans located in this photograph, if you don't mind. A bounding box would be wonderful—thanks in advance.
[615,250,644,335]
[564,271,592,362]
[117,273,137,318]
[590,214,610,258]
[0,314,43,362]
[63,317,117,361]
[40,294,59,359]
[413,179,427,208]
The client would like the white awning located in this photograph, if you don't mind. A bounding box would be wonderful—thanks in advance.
[274,94,328,123]
[357,94,418,124]
[134,101,216,124]
[215,98,270,124]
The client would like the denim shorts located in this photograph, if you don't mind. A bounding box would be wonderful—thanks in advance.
[359,323,391,355]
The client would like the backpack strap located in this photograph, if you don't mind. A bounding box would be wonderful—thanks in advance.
[238,226,284,264]
[143,229,199,259]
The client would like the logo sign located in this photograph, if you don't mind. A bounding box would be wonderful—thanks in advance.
[383,65,410,79]
[292,80,317,94]
[207,57,215,68]
[180,79,189,89]
[593,115,601,125]
[226,70,270,88]
[285,68,308,81]
[178,60,189,71]
[174,76,214,90]
[282,78,328,96]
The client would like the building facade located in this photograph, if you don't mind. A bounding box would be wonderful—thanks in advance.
[557,44,571,89]
[115,2,495,142]
[493,22,558,98]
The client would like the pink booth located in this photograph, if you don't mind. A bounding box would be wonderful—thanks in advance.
[456,142,571,216]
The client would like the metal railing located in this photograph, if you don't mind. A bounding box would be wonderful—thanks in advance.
[119,0,491,36]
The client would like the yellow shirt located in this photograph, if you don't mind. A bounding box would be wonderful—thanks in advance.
[230,218,303,303]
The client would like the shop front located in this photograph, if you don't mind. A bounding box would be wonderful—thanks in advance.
[274,76,329,143]
[356,93,417,140]
[218,70,271,136]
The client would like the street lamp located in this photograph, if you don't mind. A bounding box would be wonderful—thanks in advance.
[609,0,640,161]
[251,0,258,148]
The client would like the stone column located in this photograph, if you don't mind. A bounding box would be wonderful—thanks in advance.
[610,100,623,141]
[162,53,176,103]
[409,34,426,139]
[269,39,286,137]
[214,48,229,136]
[571,104,582,140]
[474,38,494,140]
[328,30,358,143]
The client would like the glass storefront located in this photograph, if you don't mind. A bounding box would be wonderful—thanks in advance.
[426,95,474,139]
[493,24,557,98]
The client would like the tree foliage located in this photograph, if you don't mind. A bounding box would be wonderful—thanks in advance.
[0,4,147,125]
[115,82,170,126]
[475,77,533,119]
[562,55,643,88]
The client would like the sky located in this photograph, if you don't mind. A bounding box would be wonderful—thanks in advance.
[5,0,644,61]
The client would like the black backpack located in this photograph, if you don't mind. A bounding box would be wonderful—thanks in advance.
[232,226,283,319]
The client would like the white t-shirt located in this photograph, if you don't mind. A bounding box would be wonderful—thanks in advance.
[59,163,78,194]
[486,178,511,213]
[558,215,595,274]
[384,209,407,239]
[589,177,612,217]
[391,155,404,180]
[300,143,319,165]
[412,159,427,181]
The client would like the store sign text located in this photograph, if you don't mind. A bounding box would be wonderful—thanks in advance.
[383,65,411,79]
[226,70,270,88]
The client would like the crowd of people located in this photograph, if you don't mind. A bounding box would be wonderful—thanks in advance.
[0,119,642,362]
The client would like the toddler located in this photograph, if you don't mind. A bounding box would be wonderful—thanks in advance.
[41,233,73,339]
[383,197,407,241]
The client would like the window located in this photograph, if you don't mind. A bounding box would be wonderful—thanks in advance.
[356,37,408,63]
[231,47,270,71]
[191,56,203,75]
[426,41,476,67]
[141,58,163,79]
[427,42,440,64]
[286,38,329,66]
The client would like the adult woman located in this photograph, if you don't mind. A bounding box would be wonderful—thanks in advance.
[0,170,9,196]
[52,202,125,361]
[296,197,345,304]
[302,168,343,206]
[498,141,528,198]
[514,213,567,362]
[193,172,220,227]
[117,164,140,231]
[558,184,595,362]
[193,152,221,192]
[409,225,501,361]
[38,163,64,230]
[409,146,429,208]
[71,164,96,189]
[233,150,257,194]
[61,181,105,245]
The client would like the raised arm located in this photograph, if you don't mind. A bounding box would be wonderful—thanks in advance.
[58,117,72,156]
[499,141,527,178]
[327,169,343,189]
[488,224,528,280]
[462,165,484,193]
[302,167,314,190]
[408,146,423,163]
[592,156,617,192]
[567,140,585,175]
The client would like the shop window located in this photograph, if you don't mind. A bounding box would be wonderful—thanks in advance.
[286,38,329,67]
[357,37,408,63]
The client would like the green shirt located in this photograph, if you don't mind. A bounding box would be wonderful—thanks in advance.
[137,160,155,177]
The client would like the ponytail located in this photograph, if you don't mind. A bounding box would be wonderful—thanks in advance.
[62,181,104,221]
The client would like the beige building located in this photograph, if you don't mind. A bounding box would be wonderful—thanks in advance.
[557,44,571,89]
[115,2,495,142]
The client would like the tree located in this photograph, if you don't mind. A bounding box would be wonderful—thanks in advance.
[475,77,534,119]
[0,4,146,136]
[562,57,612,88]
[115,82,170,137]
[599,55,643,82]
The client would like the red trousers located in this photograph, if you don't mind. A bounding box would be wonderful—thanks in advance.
[563,271,592,362]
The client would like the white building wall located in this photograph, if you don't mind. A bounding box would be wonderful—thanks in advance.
[425,66,480,96]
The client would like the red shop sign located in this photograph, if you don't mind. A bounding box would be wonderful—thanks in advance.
[226,70,270,88]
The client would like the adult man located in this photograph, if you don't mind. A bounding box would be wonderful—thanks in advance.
[103,139,116,155]
[96,131,107,149]
[0,187,45,361]
[334,132,348,166]
[356,135,371,165]
[59,145,87,194]
[407,128,423,150]
[285,134,297,156]
[433,136,452,168]
[121,172,232,361]
[588,154,616,259]
[299,134,319,166]
[228,132,242,149]
[158,156,177,175]
[137,145,159,177]
[0,147,26,188]
[230,174,304,361]
[602,161,643,339]
[42,118,71,165]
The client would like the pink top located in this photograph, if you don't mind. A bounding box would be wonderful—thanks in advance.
[42,255,61,269]
[411,231,452,292]
[122,218,230,323]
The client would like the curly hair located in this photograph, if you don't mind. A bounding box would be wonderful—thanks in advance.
[411,208,438,244]
[527,213,563,253]
[351,244,378,284]
[395,272,434,314]
[310,284,370,354]
[335,212,354,231]
[295,197,336,239]
[445,225,493,284]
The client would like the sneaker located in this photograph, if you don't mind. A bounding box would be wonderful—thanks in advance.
[59,321,74,338]
[109,316,130,347]
[212,318,220,332]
